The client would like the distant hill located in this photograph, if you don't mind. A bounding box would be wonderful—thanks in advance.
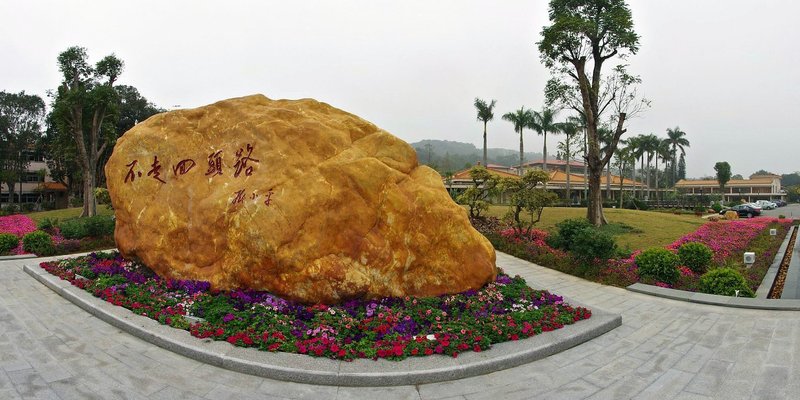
[410,139,542,173]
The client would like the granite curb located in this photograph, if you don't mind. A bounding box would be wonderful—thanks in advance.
[0,253,36,260]
[627,282,800,310]
[24,261,621,386]
[756,225,796,298]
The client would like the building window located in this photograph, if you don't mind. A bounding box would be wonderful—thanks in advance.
[26,172,40,182]
[24,150,45,162]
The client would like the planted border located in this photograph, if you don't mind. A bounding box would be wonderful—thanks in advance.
[40,252,591,361]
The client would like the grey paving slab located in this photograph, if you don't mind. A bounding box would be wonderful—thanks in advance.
[0,251,798,399]
[781,228,800,299]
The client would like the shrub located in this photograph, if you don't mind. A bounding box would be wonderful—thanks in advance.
[94,187,113,210]
[678,242,714,274]
[699,268,754,297]
[635,248,680,284]
[570,227,617,263]
[711,202,723,213]
[60,219,89,239]
[22,231,54,256]
[0,233,19,254]
[548,218,593,250]
[21,203,36,212]
[55,239,81,254]
[84,215,115,237]
[779,214,785,219]
[38,217,59,231]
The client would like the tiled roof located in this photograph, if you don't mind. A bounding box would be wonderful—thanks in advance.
[38,182,68,191]
[675,178,776,187]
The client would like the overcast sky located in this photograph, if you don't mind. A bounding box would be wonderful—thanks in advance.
[2,0,798,178]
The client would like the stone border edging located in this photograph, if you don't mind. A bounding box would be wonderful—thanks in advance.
[24,262,621,386]
[0,254,36,260]
[756,225,796,298]
[627,283,800,310]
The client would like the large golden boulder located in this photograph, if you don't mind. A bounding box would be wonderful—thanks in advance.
[105,95,496,304]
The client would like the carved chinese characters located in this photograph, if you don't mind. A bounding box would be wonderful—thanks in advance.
[105,95,496,304]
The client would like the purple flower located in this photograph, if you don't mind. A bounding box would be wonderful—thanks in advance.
[223,313,235,322]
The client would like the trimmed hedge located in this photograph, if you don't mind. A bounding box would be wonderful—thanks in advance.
[22,231,55,256]
[0,233,19,254]
[636,248,680,285]
[699,268,754,297]
[677,242,714,274]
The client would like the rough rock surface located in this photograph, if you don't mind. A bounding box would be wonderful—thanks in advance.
[105,95,496,304]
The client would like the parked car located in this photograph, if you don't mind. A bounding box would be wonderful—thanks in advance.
[755,200,777,210]
[720,204,762,218]
[774,200,787,207]
[746,203,763,212]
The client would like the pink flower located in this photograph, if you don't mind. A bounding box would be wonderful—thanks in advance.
[0,215,37,237]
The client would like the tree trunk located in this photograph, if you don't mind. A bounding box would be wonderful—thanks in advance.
[618,161,626,209]
[631,160,637,201]
[518,129,524,176]
[587,170,606,225]
[654,158,660,203]
[482,122,488,167]
[543,132,548,171]
[565,162,571,202]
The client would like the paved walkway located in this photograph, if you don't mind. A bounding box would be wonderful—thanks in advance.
[1,253,799,399]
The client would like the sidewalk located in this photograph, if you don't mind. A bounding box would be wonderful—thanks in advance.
[1,253,799,399]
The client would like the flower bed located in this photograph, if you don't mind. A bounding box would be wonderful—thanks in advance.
[40,252,591,361]
[477,216,793,295]
[0,214,37,255]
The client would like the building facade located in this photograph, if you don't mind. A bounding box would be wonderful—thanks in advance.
[0,149,68,209]
[674,175,786,202]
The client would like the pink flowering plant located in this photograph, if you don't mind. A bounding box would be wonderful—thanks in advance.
[0,214,38,255]
[40,252,591,361]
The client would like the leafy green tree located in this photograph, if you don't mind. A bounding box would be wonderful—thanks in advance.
[502,107,535,175]
[714,161,732,194]
[665,127,689,187]
[39,113,81,198]
[455,166,500,219]
[0,91,45,206]
[530,108,559,171]
[677,153,686,180]
[50,46,123,217]
[500,169,557,235]
[474,98,497,167]
[539,0,648,226]
[749,169,775,178]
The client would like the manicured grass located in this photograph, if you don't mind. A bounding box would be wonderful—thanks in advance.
[481,206,707,251]
[26,206,114,224]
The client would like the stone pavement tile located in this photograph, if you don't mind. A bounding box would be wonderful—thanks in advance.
[33,362,72,383]
[537,378,600,400]
[709,379,756,400]
[583,355,643,388]
[674,344,715,374]
[463,382,551,400]
[192,363,267,392]
[49,378,109,400]
[670,392,713,400]
[419,364,552,399]
[5,367,60,399]
[256,379,339,400]
[765,340,794,367]
[684,359,733,396]
[102,364,169,396]
[145,364,217,397]
[660,317,696,339]
[632,369,694,400]
[586,376,651,400]
[0,388,22,399]
[696,321,734,348]
[548,358,604,389]
[751,365,789,400]
[335,386,421,400]
[585,338,638,364]
[633,350,683,379]
[628,334,674,361]
[147,385,207,400]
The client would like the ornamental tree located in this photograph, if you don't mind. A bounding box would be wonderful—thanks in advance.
[50,46,123,217]
[500,169,557,235]
[714,161,731,193]
[538,0,649,226]
[455,166,500,219]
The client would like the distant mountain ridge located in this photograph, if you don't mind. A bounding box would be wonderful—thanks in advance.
[410,139,542,171]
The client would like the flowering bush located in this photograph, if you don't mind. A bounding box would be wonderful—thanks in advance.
[41,252,592,361]
[0,214,37,237]
[666,218,790,264]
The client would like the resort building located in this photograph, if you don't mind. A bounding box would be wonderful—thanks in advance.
[675,174,786,202]
[446,162,645,204]
[0,149,68,210]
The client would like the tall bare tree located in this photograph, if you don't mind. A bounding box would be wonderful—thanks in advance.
[539,0,649,225]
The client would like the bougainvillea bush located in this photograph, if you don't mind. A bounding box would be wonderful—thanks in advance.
[40,252,592,361]
[476,216,792,295]
[0,214,37,255]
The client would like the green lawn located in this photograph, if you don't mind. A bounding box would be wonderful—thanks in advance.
[26,206,114,224]
[482,206,707,251]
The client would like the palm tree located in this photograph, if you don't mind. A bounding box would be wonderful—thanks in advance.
[502,107,535,176]
[474,98,497,167]
[665,127,689,187]
[555,119,581,201]
[653,138,671,202]
[613,141,634,208]
[628,135,647,199]
[530,108,559,171]
[638,134,659,200]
